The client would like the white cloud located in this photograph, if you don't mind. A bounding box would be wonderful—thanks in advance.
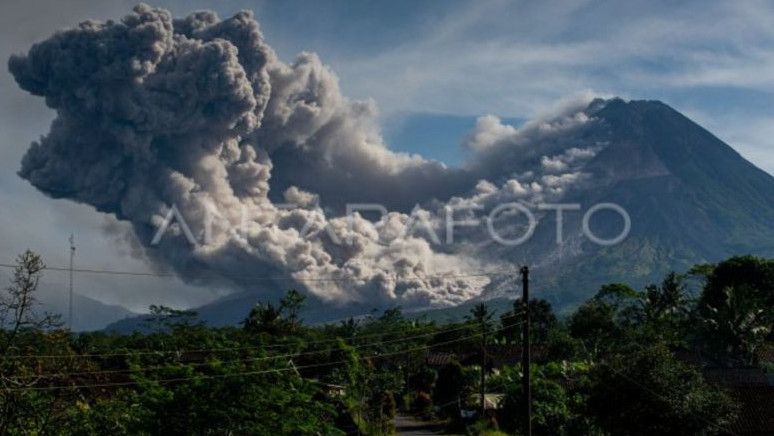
[464,115,517,151]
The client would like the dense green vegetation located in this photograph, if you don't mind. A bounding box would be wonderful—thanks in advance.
[1,250,772,435]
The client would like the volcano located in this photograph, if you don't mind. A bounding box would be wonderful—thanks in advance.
[481,98,774,309]
[107,98,774,329]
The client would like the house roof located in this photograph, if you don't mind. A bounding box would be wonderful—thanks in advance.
[425,352,463,366]
[703,368,769,386]
[703,367,774,435]
[726,386,774,436]
[758,343,774,364]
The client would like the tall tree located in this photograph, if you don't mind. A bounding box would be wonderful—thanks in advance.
[0,251,64,434]
[243,289,308,335]
[280,289,306,332]
[699,285,771,366]
[699,256,774,310]
[696,257,774,365]
[640,272,692,345]
[243,302,284,335]
[0,250,60,350]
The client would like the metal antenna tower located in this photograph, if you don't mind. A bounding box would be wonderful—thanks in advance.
[68,234,75,330]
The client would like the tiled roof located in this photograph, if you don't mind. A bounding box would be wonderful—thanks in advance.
[703,367,774,435]
[758,343,774,364]
[726,386,774,435]
[703,368,769,386]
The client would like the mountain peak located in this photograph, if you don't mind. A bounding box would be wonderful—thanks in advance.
[589,97,680,120]
[581,96,774,256]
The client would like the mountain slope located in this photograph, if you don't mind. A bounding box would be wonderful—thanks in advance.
[106,98,774,329]
[37,286,137,331]
[596,99,774,251]
[508,99,774,307]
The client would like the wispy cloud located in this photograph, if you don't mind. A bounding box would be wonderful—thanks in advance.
[331,0,774,116]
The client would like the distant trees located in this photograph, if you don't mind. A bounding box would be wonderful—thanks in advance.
[698,256,774,310]
[569,275,695,353]
[2,251,772,435]
[639,272,692,345]
[643,272,691,321]
[243,289,307,335]
[493,345,738,436]
[0,256,344,435]
[695,256,774,365]
[568,298,618,354]
[145,304,200,331]
[64,368,343,435]
[469,303,494,339]
[244,301,284,335]
[587,344,737,436]
[280,289,306,331]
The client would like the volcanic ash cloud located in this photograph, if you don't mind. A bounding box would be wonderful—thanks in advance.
[8,4,494,307]
[9,4,604,307]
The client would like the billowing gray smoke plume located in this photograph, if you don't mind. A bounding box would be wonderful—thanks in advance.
[9,4,605,307]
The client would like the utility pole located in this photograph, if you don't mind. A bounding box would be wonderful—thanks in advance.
[521,266,532,436]
[68,234,75,330]
[480,317,487,417]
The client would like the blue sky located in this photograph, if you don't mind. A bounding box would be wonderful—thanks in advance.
[1,0,773,311]
[252,0,774,171]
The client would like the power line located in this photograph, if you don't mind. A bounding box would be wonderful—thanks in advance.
[5,321,523,379]
[2,325,517,392]
[0,262,513,283]
[0,312,524,361]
